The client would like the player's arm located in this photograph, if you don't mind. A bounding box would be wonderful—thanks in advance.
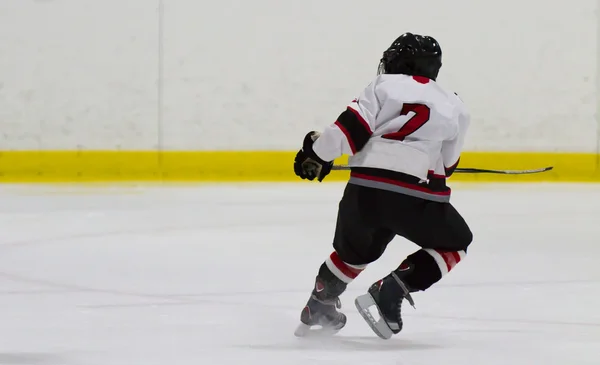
[311,98,376,162]
[293,82,380,182]
[442,109,470,177]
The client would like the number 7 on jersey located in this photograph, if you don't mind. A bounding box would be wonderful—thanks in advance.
[382,103,430,141]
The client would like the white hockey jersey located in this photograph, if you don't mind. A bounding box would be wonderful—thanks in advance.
[312,74,470,202]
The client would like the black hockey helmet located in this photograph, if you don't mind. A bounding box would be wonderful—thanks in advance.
[377,32,442,80]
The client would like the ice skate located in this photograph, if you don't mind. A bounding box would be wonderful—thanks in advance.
[355,271,415,340]
[294,279,347,337]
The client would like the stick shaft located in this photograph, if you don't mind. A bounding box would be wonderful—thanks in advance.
[331,165,553,175]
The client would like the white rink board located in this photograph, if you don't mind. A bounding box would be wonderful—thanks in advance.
[0,183,598,364]
[0,0,597,152]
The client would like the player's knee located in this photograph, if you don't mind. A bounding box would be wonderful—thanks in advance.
[441,223,473,252]
[333,239,384,266]
[456,225,473,251]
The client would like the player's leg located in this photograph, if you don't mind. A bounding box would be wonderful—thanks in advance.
[355,192,473,339]
[384,199,473,292]
[295,184,395,337]
[399,201,473,289]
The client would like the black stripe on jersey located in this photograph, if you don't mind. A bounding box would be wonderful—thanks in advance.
[335,108,372,153]
[445,158,460,177]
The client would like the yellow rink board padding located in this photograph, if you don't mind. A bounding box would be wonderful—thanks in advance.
[0,150,598,183]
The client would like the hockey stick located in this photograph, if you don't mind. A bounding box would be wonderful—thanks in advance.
[331,165,553,175]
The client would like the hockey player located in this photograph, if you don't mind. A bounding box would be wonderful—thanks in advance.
[293,33,473,339]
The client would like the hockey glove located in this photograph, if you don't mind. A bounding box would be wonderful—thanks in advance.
[294,131,333,182]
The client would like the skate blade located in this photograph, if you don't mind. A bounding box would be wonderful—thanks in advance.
[294,323,342,338]
[354,293,394,340]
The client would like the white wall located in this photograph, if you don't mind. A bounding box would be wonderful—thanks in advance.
[0,0,597,152]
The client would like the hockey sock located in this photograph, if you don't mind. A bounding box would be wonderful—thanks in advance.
[315,251,367,299]
[395,249,466,291]
[324,251,367,284]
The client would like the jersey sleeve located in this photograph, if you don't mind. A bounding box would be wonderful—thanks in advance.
[312,81,380,162]
[442,107,470,177]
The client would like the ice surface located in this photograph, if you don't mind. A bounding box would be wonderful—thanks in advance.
[0,182,598,365]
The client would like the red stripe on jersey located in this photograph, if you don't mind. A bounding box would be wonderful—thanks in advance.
[428,170,446,179]
[351,172,451,196]
[413,76,430,84]
[334,120,357,154]
[347,107,373,134]
[330,252,362,279]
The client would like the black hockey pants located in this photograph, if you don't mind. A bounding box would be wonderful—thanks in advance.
[332,183,473,266]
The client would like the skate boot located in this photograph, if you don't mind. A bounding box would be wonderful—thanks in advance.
[355,271,415,340]
[294,277,347,337]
